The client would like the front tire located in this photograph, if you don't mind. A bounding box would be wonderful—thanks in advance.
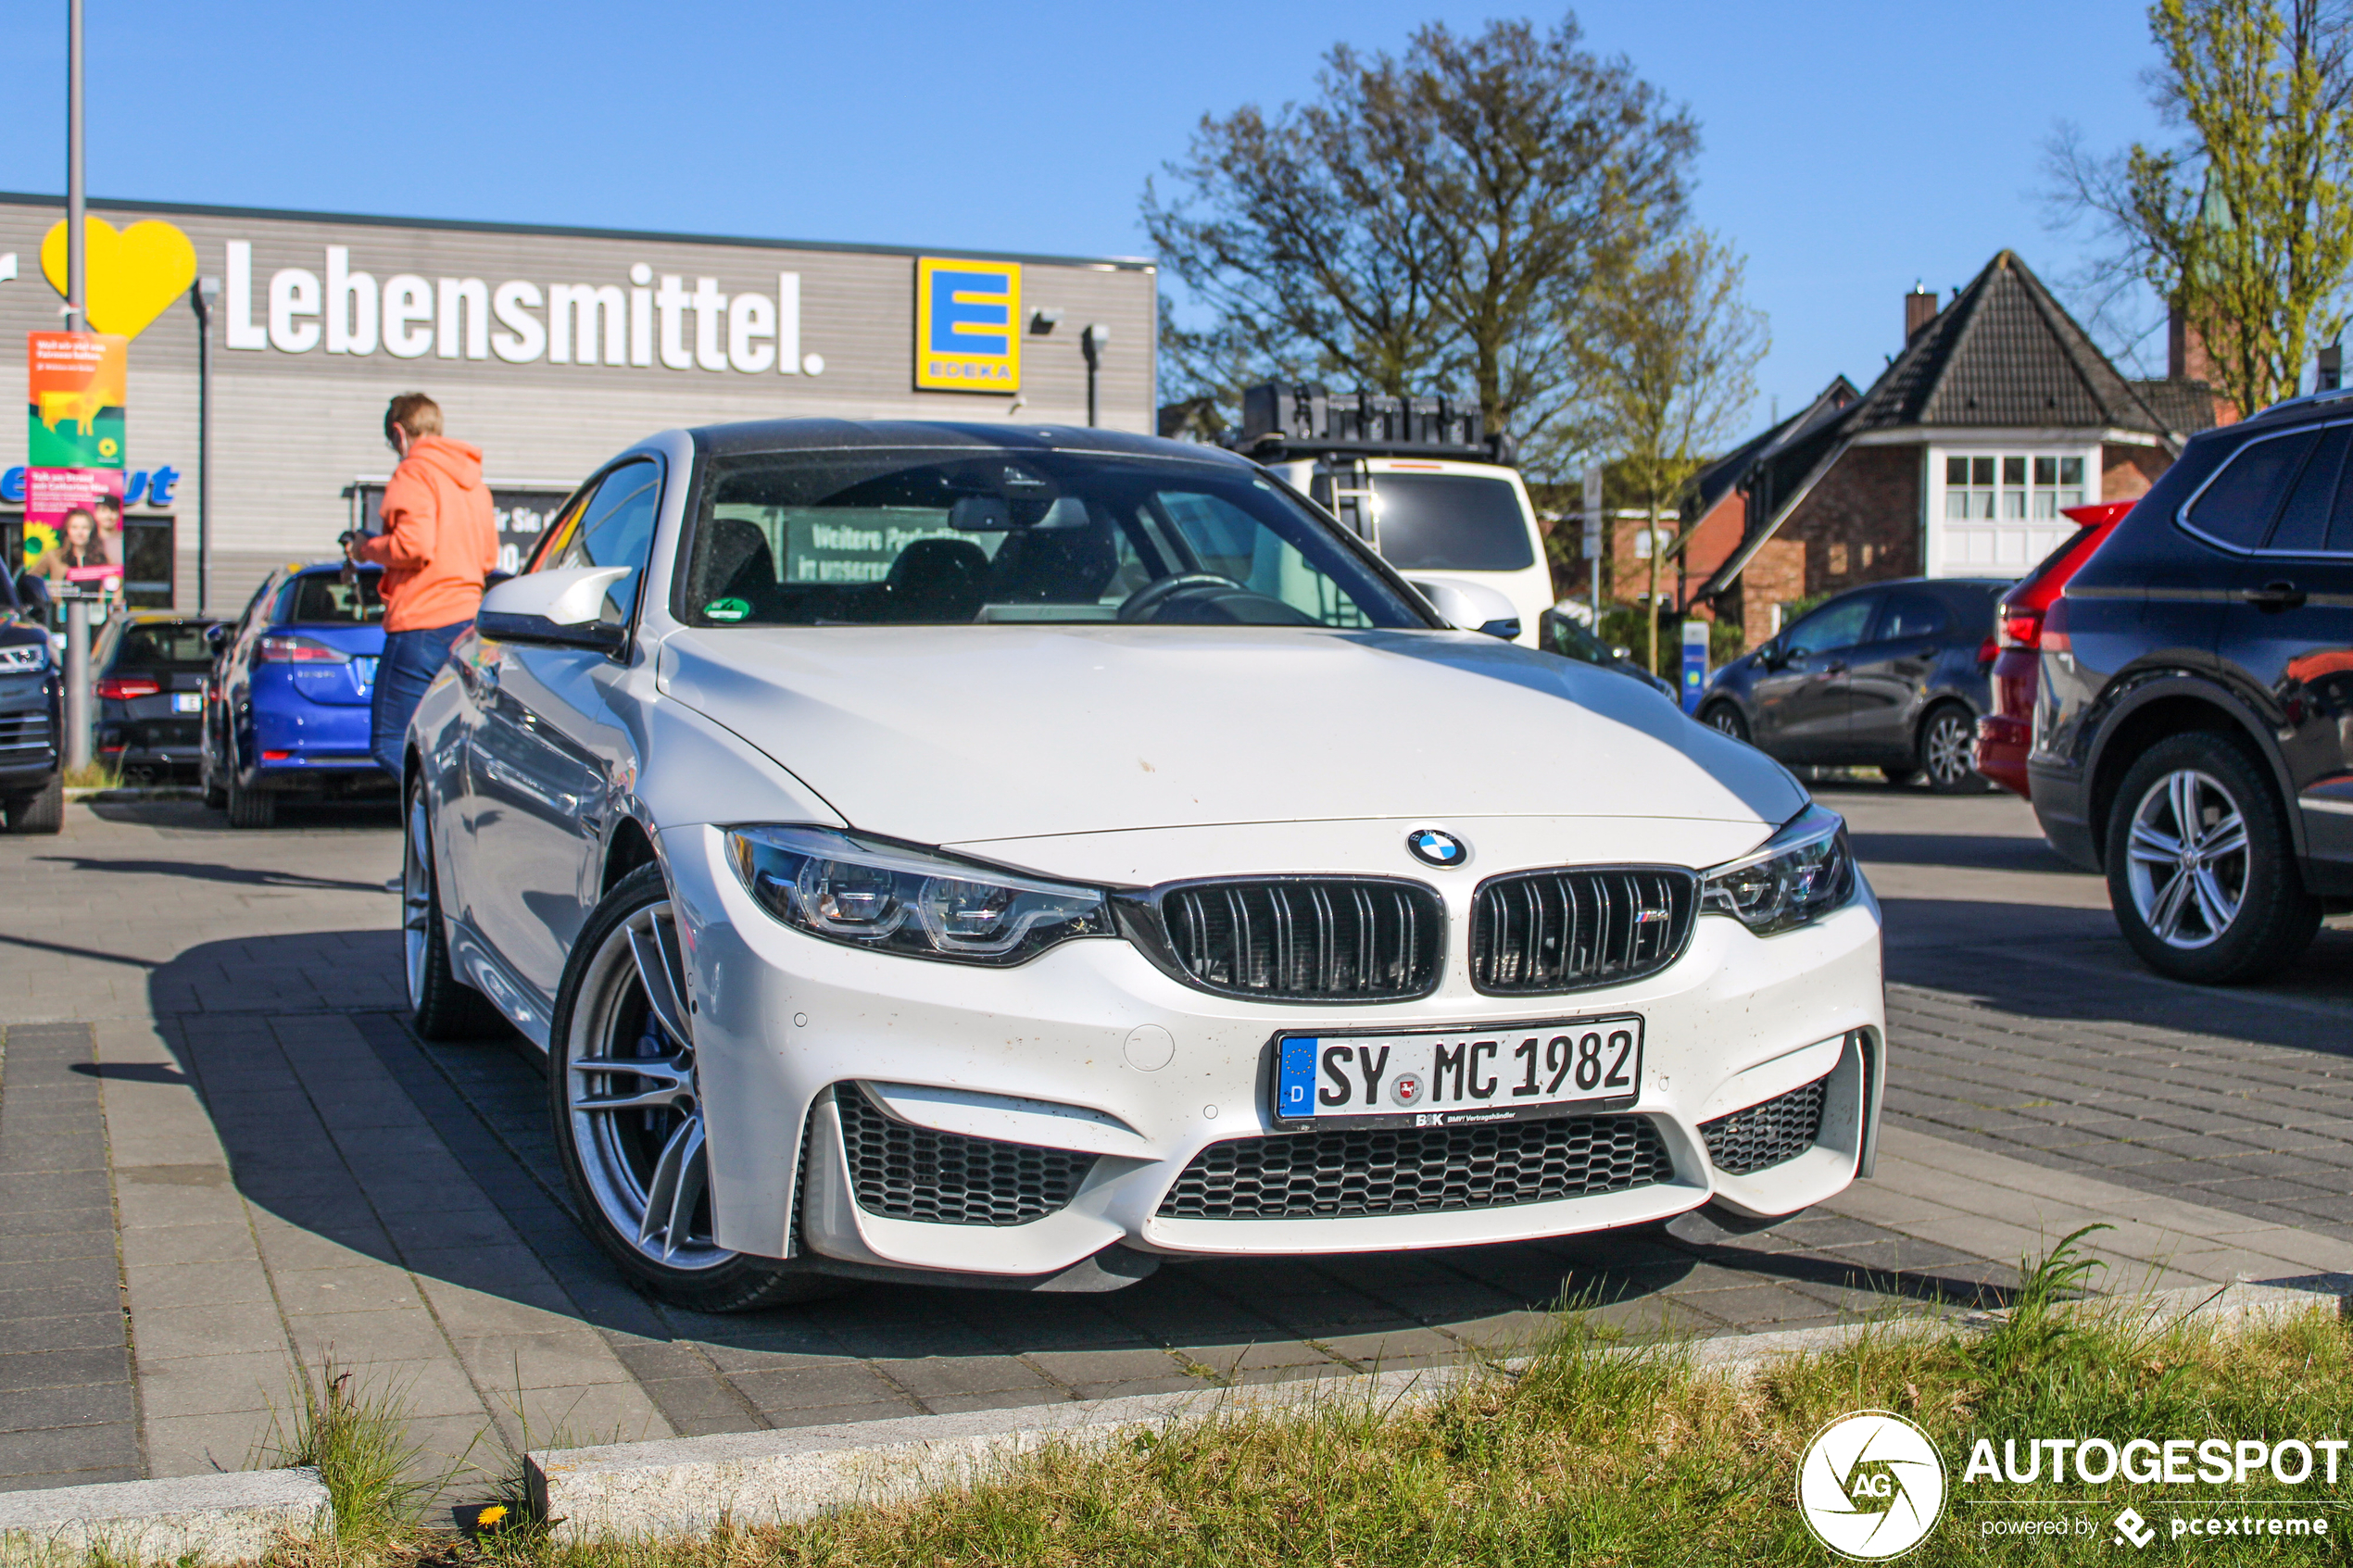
[4,775,63,834]
[2105,733,2319,984]
[1702,702,1750,745]
[404,776,508,1041]
[549,864,839,1311]
[1919,703,1985,794]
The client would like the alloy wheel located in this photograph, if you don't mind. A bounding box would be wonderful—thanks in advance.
[402,793,433,1009]
[564,900,730,1270]
[1924,711,1973,786]
[2123,768,2248,950]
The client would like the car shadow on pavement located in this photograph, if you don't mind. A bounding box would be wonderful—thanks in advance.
[131,928,2020,1426]
[34,854,388,895]
[1848,831,2087,874]
[1877,894,2353,1058]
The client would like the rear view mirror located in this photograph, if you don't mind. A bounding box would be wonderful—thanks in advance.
[949,495,1012,532]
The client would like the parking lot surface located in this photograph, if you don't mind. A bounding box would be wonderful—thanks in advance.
[6,782,2352,1494]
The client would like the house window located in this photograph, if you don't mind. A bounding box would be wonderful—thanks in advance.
[1629,528,1673,558]
[1945,454,2085,521]
[1828,542,1849,574]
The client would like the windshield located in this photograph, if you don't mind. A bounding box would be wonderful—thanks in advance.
[680,448,1427,629]
[1368,472,1535,571]
[1541,612,1623,668]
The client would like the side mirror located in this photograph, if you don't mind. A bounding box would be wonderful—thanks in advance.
[203,622,231,652]
[14,571,50,610]
[1407,577,1522,640]
[476,565,632,653]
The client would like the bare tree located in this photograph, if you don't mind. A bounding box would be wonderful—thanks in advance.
[1572,229,1767,670]
[2048,0,2353,415]
[1144,13,1697,463]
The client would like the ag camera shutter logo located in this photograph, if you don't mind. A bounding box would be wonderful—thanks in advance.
[1798,1411,1947,1560]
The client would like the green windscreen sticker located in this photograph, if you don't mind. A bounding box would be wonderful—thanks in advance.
[704,597,750,622]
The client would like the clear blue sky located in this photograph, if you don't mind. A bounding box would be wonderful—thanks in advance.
[0,0,2169,440]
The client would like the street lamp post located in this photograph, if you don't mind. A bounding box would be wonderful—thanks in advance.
[191,277,220,613]
[1081,323,1110,427]
[62,0,92,774]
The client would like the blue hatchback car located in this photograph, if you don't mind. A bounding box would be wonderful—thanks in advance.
[201,562,392,827]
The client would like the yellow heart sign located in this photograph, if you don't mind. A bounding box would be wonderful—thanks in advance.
[39,217,198,342]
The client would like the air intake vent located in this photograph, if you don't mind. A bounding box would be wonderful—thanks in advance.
[1156,1114,1672,1220]
[832,1085,1096,1226]
[1471,866,1697,994]
[1152,879,1442,1002]
[1700,1073,1829,1176]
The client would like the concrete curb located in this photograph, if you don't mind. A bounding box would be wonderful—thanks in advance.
[0,1467,330,1565]
[530,1279,2343,1542]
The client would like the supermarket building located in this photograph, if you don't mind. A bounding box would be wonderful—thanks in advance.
[0,193,1157,613]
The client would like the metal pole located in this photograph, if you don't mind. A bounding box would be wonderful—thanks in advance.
[66,0,84,332]
[192,280,217,613]
[62,0,92,772]
[1081,324,1109,427]
[1582,463,1604,628]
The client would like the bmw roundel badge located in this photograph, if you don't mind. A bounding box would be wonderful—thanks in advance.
[1406,828,1468,869]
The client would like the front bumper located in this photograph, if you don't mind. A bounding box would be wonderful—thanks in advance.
[666,823,1887,1279]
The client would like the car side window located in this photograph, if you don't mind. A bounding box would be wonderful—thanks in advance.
[524,487,593,575]
[551,460,661,623]
[1872,591,1947,642]
[1784,595,1876,657]
[2187,429,2320,550]
[2263,424,2351,554]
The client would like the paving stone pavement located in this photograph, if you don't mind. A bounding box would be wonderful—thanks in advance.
[4,786,2352,1498]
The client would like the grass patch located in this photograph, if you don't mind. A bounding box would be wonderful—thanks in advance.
[261,1359,473,1549]
[60,760,120,791]
[226,1241,2353,1568]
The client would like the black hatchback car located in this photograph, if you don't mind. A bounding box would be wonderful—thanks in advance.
[1698,576,2006,790]
[2035,388,2353,983]
[94,613,217,782]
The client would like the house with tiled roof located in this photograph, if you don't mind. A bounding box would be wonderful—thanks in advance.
[1687,250,2226,645]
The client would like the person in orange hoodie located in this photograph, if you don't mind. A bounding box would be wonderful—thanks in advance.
[348,393,497,784]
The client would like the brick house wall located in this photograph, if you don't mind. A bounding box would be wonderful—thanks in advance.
[1724,538,1806,650]
[2102,443,2171,504]
[1746,443,1924,623]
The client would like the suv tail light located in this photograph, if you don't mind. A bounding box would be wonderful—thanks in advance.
[1976,634,1998,665]
[257,634,349,664]
[95,676,161,700]
[1998,608,2044,649]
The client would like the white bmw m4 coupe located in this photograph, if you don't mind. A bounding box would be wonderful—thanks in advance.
[401,421,1884,1311]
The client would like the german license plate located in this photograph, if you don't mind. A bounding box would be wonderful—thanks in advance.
[172,693,201,713]
[1272,1017,1642,1130]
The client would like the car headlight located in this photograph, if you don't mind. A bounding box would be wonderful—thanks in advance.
[724,825,1114,965]
[0,643,48,674]
[1699,804,1856,935]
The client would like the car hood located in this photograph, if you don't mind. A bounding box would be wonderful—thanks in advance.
[655,624,1806,846]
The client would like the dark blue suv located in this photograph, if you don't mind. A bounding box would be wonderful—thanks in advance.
[2036,386,2353,982]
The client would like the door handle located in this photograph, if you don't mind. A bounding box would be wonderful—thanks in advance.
[1824,660,1849,675]
[2245,580,2307,610]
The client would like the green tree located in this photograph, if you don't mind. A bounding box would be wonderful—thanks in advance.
[1571,230,1767,670]
[1144,13,1696,459]
[2049,0,2353,415]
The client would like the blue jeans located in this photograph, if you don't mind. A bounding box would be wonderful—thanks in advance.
[371,621,471,781]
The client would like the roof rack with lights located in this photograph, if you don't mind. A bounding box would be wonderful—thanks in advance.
[1237,382,1518,465]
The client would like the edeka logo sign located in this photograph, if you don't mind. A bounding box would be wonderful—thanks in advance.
[915,257,1020,393]
[220,244,824,377]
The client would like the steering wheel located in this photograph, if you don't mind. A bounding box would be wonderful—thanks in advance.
[1116,573,1248,623]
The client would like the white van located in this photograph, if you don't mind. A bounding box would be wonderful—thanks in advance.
[1238,385,1554,647]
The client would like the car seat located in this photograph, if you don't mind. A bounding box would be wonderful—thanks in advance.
[883,538,989,622]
